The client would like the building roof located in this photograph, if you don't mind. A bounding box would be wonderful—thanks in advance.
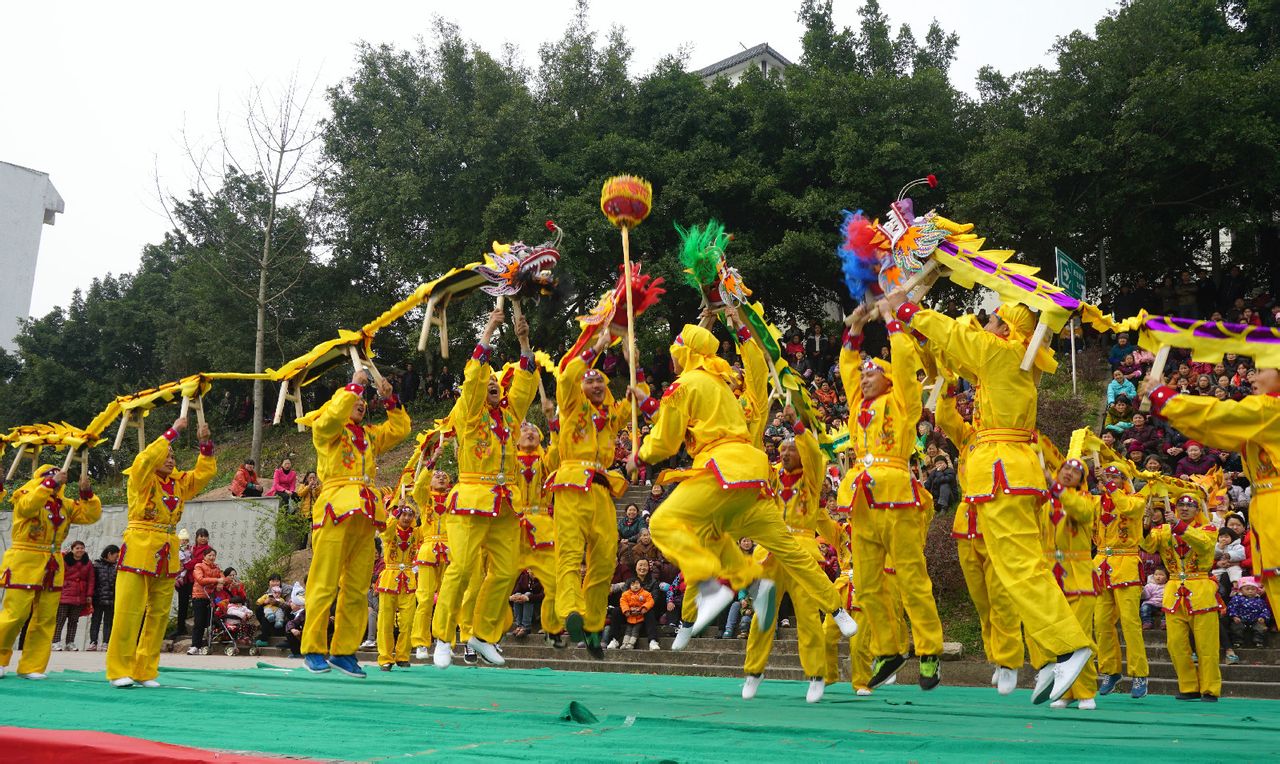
[0,160,64,222]
[695,43,793,78]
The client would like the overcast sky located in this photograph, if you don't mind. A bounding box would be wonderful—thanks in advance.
[1,0,1119,317]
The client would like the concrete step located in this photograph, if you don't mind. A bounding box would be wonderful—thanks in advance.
[1141,628,1280,649]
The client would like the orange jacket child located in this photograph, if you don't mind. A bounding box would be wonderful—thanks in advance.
[620,588,654,625]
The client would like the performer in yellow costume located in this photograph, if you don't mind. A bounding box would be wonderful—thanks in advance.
[1092,463,1151,699]
[933,369,1023,694]
[887,291,1091,704]
[513,414,563,645]
[432,306,538,669]
[300,369,409,678]
[549,329,629,657]
[1041,460,1101,710]
[411,465,451,660]
[0,466,102,679]
[822,511,874,695]
[837,306,943,689]
[1140,492,1222,701]
[631,324,857,646]
[741,410,845,703]
[376,505,421,670]
[108,418,215,688]
[1147,369,1280,634]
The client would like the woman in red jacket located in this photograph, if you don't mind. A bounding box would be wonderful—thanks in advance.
[53,541,94,651]
[188,548,225,655]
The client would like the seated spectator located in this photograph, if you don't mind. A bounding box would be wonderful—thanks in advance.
[924,455,957,512]
[1213,527,1246,592]
[255,573,292,642]
[284,608,305,658]
[814,381,837,406]
[509,568,543,637]
[618,503,645,543]
[1193,374,1215,396]
[619,528,664,571]
[1140,568,1166,629]
[1121,412,1162,455]
[231,459,264,497]
[1104,396,1135,432]
[1107,370,1137,404]
[1117,354,1143,382]
[224,595,260,633]
[1223,514,1252,574]
[265,458,299,509]
[1174,441,1218,478]
[1227,577,1272,650]
[643,484,666,519]
[764,414,791,446]
[615,578,657,650]
[1108,335,1133,367]
[1142,454,1167,475]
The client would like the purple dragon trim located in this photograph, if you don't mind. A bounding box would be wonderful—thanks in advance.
[1148,315,1280,345]
[936,241,1081,310]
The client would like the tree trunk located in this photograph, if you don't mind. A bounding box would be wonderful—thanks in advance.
[250,191,279,464]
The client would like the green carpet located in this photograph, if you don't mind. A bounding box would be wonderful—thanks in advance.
[3,664,1279,761]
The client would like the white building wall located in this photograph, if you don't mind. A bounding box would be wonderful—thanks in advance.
[0,161,64,352]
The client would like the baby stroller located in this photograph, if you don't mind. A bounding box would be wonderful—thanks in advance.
[204,599,260,657]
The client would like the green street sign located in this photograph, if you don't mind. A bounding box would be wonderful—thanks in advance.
[1055,247,1086,300]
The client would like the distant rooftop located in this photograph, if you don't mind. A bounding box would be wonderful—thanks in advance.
[695,43,793,79]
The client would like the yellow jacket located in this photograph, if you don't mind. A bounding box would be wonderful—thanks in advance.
[1,468,103,590]
[121,430,216,577]
[1043,483,1100,597]
[899,305,1046,501]
[734,327,771,448]
[449,347,538,516]
[638,368,769,489]
[411,480,451,566]
[758,424,842,564]
[310,384,410,529]
[836,326,924,509]
[514,444,557,550]
[935,387,982,541]
[548,348,631,496]
[376,522,422,594]
[1140,519,1222,615]
[1092,483,1148,589]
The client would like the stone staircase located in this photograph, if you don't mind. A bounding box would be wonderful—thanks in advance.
[243,625,1280,699]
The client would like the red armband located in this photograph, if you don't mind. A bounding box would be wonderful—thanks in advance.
[343,383,365,396]
[163,427,179,443]
[198,441,215,457]
[41,478,58,490]
[639,395,660,417]
[842,328,864,351]
[792,422,806,436]
[472,344,492,363]
[79,488,94,501]
[1171,520,1189,535]
[886,320,904,335]
[895,302,920,323]
[1147,385,1177,419]
[735,326,751,343]
[519,352,533,371]
[382,395,400,410]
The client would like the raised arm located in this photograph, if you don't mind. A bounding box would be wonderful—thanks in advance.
[12,470,64,521]
[313,377,365,443]
[886,319,923,426]
[178,422,217,501]
[458,307,506,420]
[69,472,103,526]
[1149,390,1280,454]
[887,294,997,377]
[635,384,691,466]
[506,311,539,421]
[367,377,411,456]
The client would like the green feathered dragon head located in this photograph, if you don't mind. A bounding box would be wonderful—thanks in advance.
[676,220,729,292]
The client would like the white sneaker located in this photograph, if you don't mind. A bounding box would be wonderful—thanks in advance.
[648,640,660,651]
[51,643,63,652]
[996,666,1018,696]
[18,672,47,680]
[186,647,200,655]
[856,688,873,696]
[466,637,505,666]
[1031,665,1055,704]
[672,624,695,651]
[751,579,778,632]
[691,580,734,636]
[1049,648,1093,704]
[433,640,453,669]
[806,678,825,703]
[1050,699,1068,709]
[110,677,135,688]
[742,673,763,700]
[69,644,80,652]
[606,639,620,649]
[883,673,897,686]
[0,666,6,679]
[142,680,160,688]
[414,646,430,661]
[359,639,376,650]
[1078,698,1097,710]
[991,669,999,686]
[832,609,857,638]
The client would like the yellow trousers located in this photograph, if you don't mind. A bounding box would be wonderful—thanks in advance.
[852,502,943,656]
[553,485,617,633]
[743,554,826,677]
[1167,610,1221,695]
[106,571,174,681]
[1096,584,1149,677]
[976,495,1088,660]
[302,514,376,656]
[433,510,520,644]
[377,591,415,664]
[519,545,562,634]
[1063,596,1098,700]
[457,557,486,642]
[411,563,445,648]
[957,537,1024,668]
[0,587,59,674]
[650,474,839,612]
[823,603,873,691]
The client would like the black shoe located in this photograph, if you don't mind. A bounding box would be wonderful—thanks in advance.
[584,631,605,660]
[463,646,478,665]
[1201,693,1219,702]
[380,664,393,672]
[1175,692,1202,700]
[918,655,941,691]
[396,661,410,668]
[565,612,587,644]
[868,655,907,689]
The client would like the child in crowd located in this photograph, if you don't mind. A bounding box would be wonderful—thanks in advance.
[1212,527,1246,596]
[1140,568,1167,630]
[619,578,654,649]
[1227,577,1273,649]
[257,576,289,633]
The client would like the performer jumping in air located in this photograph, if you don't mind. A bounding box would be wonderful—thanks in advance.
[0,465,102,679]
[432,307,538,669]
[300,370,409,678]
[838,303,945,690]
[107,418,215,688]
[885,290,1092,704]
[629,324,857,648]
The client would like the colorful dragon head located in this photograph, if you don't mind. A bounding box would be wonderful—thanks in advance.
[478,220,563,299]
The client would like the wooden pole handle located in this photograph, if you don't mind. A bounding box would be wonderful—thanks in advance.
[621,226,640,479]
